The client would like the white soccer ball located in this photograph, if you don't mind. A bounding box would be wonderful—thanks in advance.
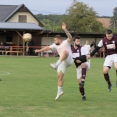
[23,33,32,41]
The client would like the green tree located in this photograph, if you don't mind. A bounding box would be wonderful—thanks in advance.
[110,7,117,33]
[62,0,105,33]
[35,14,62,31]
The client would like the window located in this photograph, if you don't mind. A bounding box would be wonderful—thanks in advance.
[6,36,12,42]
[19,15,27,23]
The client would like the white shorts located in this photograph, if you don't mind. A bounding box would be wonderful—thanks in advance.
[76,62,90,79]
[57,55,73,74]
[103,54,117,68]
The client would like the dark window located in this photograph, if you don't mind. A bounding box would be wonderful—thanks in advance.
[6,36,12,42]
[19,15,27,23]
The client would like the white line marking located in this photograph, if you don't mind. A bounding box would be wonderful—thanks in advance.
[0,71,10,75]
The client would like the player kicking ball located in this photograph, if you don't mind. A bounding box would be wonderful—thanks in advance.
[71,36,90,100]
[35,22,73,100]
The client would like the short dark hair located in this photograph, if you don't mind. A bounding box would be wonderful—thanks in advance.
[106,29,113,34]
[54,35,62,40]
[73,36,81,41]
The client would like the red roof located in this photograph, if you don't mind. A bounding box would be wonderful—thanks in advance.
[96,18,111,28]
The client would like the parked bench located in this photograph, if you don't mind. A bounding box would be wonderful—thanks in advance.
[0,50,6,55]
[5,47,23,56]
[5,51,23,56]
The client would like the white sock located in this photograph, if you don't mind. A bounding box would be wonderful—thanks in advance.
[55,60,61,67]
[83,95,86,97]
[58,86,62,93]
[88,59,91,64]
[82,79,85,81]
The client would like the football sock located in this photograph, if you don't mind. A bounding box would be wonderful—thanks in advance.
[104,73,111,85]
[82,68,86,81]
[58,86,62,93]
[79,87,85,96]
[88,59,91,64]
[56,60,61,67]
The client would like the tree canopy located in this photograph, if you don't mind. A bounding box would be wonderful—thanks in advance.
[62,0,105,33]
[35,0,108,33]
[35,14,62,31]
[110,7,117,33]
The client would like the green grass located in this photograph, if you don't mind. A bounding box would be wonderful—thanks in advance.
[0,56,117,117]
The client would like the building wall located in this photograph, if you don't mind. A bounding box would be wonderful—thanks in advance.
[41,36,102,47]
[41,36,67,46]
[8,12,39,25]
[80,37,102,46]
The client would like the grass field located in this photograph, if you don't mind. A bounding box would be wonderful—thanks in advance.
[0,56,117,117]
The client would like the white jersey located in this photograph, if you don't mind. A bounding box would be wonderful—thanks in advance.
[49,40,72,56]
[84,44,91,54]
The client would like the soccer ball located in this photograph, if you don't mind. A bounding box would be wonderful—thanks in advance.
[23,33,32,41]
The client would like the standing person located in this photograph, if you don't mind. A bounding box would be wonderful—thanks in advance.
[75,29,117,92]
[84,40,91,64]
[71,36,90,100]
[28,39,34,55]
[25,41,29,55]
[90,41,96,50]
[35,22,73,100]
[0,41,5,55]
[25,39,34,55]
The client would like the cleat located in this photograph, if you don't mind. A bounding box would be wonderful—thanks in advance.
[116,81,117,87]
[79,81,85,86]
[55,91,64,100]
[108,84,112,92]
[82,96,86,101]
[50,63,57,69]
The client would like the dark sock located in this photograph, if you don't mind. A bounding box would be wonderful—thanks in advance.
[82,68,86,81]
[79,87,85,96]
[104,73,111,85]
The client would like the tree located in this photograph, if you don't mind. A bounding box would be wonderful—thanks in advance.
[35,14,62,31]
[110,7,117,33]
[62,0,105,33]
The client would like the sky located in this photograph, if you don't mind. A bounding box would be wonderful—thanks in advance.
[1,0,117,16]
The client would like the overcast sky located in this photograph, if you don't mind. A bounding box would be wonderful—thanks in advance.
[1,0,117,16]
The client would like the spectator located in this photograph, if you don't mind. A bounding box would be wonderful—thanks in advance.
[25,39,34,55]
[84,40,91,64]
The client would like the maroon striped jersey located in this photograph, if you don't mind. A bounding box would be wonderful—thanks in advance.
[98,36,117,55]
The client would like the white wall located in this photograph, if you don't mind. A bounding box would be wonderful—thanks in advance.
[80,38,102,46]
[8,12,39,25]
[41,36,102,46]
[41,36,67,46]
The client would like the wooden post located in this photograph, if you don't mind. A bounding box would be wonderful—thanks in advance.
[23,31,25,56]
[15,31,24,56]
[46,34,49,57]
[18,34,19,51]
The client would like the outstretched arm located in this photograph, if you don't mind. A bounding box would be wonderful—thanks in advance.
[90,46,101,57]
[62,22,72,43]
[87,40,103,58]
[35,46,50,53]
[74,45,102,62]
